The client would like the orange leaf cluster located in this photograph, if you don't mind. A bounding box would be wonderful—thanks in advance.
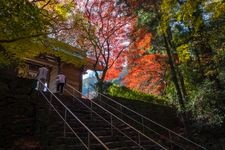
[105,52,127,80]
[123,54,167,95]
[135,32,152,51]
[122,29,167,95]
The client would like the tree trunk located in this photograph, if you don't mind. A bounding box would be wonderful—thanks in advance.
[167,28,188,102]
[163,34,190,135]
[163,34,185,110]
[177,69,188,101]
[56,57,61,74]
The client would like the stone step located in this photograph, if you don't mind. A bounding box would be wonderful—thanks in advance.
[37,95,169,150]
[48,144,86,150]
[48,137,111,149]
[48,136,84,145]
[48,130,88,138]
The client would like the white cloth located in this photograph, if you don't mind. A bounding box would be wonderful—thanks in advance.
[36,67,48,80]
[57,74,66,83]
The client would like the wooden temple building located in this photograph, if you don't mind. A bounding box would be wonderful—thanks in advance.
[20,55,82,95]
[17,41,102,97]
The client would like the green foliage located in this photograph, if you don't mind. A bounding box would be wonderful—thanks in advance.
[188,80,225,126]
[0,0,49,68]
[164,81,177,105]
[0,44,19,69]
[107,84,167,105]
[137,9,157,28]
[0,0,85,69]
[160,0,225,120]
[0,0,50,41]
[55,3,74,19]
[2,39,49,58]
[204,0,225,20]
[1,37,87,68]
[0,51,18,69]
[159,0,177,34]
[176,44,191,63]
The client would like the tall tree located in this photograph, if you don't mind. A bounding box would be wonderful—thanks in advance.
[118,0,192,132]
[120,0,187,108]
[0,0,56,43]
[0,0,48,67]
[70,0,134,91]
[0,0,78,68]
[122,0,225,126]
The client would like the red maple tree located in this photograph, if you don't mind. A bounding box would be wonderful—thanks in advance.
[75,0,134,90]
[104,52,127,81]
[122,29,167,95]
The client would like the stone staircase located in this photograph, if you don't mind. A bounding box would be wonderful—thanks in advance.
[37,93,165,150]
[0,74,207,150]
[35,79,207,150]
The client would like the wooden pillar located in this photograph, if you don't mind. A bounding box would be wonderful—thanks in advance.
[56,57,61,74]
[79,66,84,98]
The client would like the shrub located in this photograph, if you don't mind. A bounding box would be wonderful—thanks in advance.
[107,84,167,105]
[188,79,225,126]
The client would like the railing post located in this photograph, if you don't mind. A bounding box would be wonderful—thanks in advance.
[90,101,93,120]
[120,105,123,119]
[73,89,75,101]
[88,132,91,150]
[110,115,113,136]
[138,133,141,146]
[49,94,53,112]
[64,109,67,137]
[88,86,89,99]
[141,117,144,133]
[168,131,172,149]
[99,93,101,101]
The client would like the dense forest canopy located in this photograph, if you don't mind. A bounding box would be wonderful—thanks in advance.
[114,0,225,126]
[1,0,225,134]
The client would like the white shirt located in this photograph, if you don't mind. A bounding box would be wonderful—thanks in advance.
[57,74,66,83]
[36,67,48,80]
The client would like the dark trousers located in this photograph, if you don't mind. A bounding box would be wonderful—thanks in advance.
[57,83,65,93]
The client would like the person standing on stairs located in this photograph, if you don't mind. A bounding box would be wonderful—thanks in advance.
[56,72,66,95]
[35,65,49,92]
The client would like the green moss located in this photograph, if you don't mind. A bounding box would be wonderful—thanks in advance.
[107,84,167,105]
